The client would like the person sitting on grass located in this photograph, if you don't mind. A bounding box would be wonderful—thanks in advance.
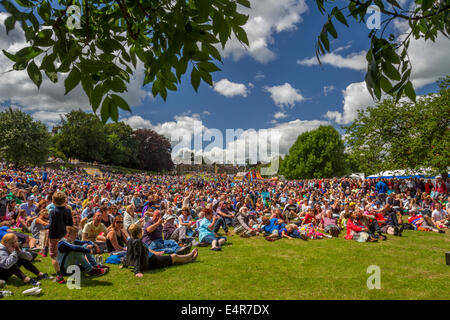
[82,211,108,252]
[58,226,109,277]
[233,207,257,238]
[345,211,371,242]
[0,233,51,287]
[30,209,49,257]
[142,210,191,255]
[214,201,234,236]
[260,216,285,241]
[198,208,226,251]
[431,202,449,228]
[121,223,198,278]
[106,216,129,253]
[319,209,340,238]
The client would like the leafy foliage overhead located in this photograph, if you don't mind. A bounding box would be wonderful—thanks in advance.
[314,0,450,103]
[1,0,251,122]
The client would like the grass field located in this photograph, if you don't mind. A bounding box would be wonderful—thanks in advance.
[2,228,450,300]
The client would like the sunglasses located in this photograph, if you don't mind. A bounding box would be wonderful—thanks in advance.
[116,221,123,224]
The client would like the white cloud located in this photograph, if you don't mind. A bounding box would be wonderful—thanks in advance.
[324,31,450,125]
[122,115,153,129]
[220,0,309,63]
[298,51,366,71]
[213,79,248,97]
[274,111,287,119]
[0,13,150,127]
[323,85,336,96]
[265,83,305,108]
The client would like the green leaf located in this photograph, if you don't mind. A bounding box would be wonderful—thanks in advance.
[13,60,28,70]
[404,81,416,102]
[320,27,330,52]
[198,61,221,72]
[421,0,433,11]
[234,25,249,46]
[2,49,18,62]
[81,74,93,98]
[111,94,131,112]
[326,21,338,39]
[191,67,201,92]
[110,104,119,122]
[27,60,42,89]
[16,0,33,7]
[236,0,251,8]
[383,47,401,65]
[4,15,15,34]
[382,61,401,81]
[90,84,103,113]
[16,46,43,61]
[100,96,111,124]
[380,75,393,93]
[65,67,81,95]
[45,70,58,83]
[333,8,349,27]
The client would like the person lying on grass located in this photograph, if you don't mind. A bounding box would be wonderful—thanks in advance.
[121,223,198,278]
[58,226,109,277]
[280,224,307,240]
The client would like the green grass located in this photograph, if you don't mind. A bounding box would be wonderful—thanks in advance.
[3,229,450,300]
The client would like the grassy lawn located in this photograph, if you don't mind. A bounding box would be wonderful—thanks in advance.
[2,228,450,300]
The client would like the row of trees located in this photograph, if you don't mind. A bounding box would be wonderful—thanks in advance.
[278,77,449,179]
[0,109,174,172]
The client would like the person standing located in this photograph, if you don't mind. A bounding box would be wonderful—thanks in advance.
[48,192,73,284]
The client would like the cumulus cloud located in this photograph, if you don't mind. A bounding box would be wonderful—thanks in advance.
[213,79,248,97]
[297,51,366,71]
[0,13,151,127]
[121,114,327,164]
[265,83,305,108]
[324,31,450,125]
[220,0,308,63]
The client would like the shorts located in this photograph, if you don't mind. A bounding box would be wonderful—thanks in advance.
[201,235,227,244]
[148,254,173,270]
[49,238,61,259]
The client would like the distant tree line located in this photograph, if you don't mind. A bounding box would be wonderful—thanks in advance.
[0,109,174,172]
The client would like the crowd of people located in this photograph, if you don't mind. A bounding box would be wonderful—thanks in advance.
[0,164,449,291]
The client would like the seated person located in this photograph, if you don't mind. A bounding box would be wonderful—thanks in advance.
[198,208,226,251]
[0,225,37,249]
[214,201,235,236]
[432,203,449,228]
[121,223,198,278]
[320,209,341,237]
[82,211,108,252]
[233,207,257,238]
[106,216,129,253]
[380,204,404,236]
[58,226,108,276]
[345,211,371,242]
[260,216,284,241]
[30,209,49,257]
[0,233,51,286]
[142,210,190,255]
[163,213,194,246]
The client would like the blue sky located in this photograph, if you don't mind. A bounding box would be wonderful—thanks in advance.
[1,0,449,163]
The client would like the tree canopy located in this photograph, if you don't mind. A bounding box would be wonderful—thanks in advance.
[280,125,348,179]
[1,0,448,122]
[0,107,51,166]
[344,76,450,176]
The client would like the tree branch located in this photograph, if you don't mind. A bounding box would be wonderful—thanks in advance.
[116,0,138,40]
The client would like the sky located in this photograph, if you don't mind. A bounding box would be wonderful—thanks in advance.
[0,0,449,164]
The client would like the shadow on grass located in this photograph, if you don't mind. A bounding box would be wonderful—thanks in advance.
[80,276,113,287]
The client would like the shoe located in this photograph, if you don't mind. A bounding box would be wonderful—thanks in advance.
[240,232,251,238]
[22,287,42,296]
[210,247,222,251]
[88,267,108,276]
[195,242,209,247]
[37,273,53,280]
[25,278,40,286]
[96,264,110,269]
[54,275,66,284]
[300,232,308,241]
[438,229,445,233]
[176,246,191,255]
[368,236,378,242]
[38,250,47,258]
[379,234,387,241]
[393,226,399,236]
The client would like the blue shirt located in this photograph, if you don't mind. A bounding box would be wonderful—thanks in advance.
[0,226,9,241]
[198,218,215,242]
[263,218,281,233]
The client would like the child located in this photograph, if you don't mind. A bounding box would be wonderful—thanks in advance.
[48,192,73,284]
